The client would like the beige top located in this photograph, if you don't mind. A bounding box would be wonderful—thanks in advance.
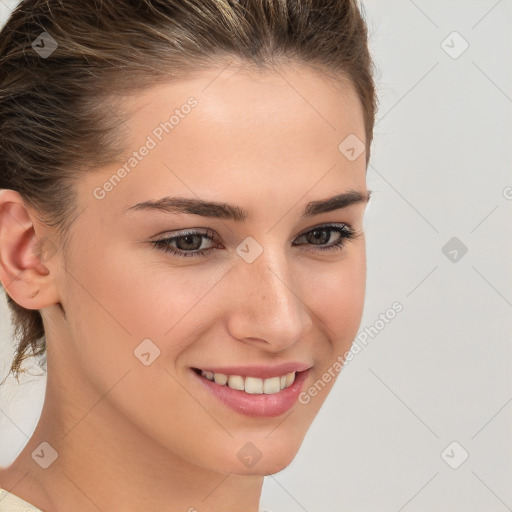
[1,487,272,511]
[0,489,43,511]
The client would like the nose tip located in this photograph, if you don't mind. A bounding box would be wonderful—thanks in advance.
[226,261,313,351]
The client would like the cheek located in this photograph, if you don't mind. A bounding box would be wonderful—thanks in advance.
[68,241,215,338]
[306,251,366,348]
[60,245,235,401]
[57,248,238,462]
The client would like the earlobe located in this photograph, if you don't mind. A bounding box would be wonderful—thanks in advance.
[0,189,60,310]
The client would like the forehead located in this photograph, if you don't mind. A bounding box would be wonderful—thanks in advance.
[82,62,367,214]
[121,60,365,145]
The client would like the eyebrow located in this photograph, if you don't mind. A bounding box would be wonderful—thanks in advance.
[125,189,371,221]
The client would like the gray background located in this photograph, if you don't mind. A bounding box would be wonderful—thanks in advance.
[1,1,511,511]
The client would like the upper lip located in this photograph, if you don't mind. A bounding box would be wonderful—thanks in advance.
[193,362,312,379]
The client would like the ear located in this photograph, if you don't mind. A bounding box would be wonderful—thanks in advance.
[0,189,60,310]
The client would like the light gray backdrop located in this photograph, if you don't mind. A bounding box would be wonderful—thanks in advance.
[1,1,511,511]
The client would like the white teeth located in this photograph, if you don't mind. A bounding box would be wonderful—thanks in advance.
[227,375,244,391]
[263,376,281,394]
[245,376,263,394]
[200,370,297,394]
[213,373,228,385]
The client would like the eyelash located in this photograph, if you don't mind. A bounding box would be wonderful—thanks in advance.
[151,224,356,259]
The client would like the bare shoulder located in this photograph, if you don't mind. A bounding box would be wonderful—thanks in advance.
[0,461,40,497]
[0,462,27,492]
[0,462,51,511]
[0,464,14,488]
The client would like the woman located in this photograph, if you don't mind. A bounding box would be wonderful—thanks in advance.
[0,0,377,510]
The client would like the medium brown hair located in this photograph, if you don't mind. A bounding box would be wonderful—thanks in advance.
[0,0,377,381]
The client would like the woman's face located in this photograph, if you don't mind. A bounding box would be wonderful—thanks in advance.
[46,61,369,475]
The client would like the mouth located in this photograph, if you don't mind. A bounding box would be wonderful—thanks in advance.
[190,366,312,418]
[191,367,298,394]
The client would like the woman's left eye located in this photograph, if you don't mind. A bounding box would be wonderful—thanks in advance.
[151,224,356,259]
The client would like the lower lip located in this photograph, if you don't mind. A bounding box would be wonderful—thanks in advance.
[191,368,311,418]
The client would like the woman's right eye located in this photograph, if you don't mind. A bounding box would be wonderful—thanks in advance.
[151,229,218,258]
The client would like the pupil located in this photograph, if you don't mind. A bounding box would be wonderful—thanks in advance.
[310,229,328,244]
[179,234,200,250]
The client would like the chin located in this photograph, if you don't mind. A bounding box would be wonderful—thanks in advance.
[258,454,299,476]
[228,441,302,476]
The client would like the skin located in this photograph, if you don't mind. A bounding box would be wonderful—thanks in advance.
[0,60,369,512]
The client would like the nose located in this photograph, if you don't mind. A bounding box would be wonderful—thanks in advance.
[226,247,314,352]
